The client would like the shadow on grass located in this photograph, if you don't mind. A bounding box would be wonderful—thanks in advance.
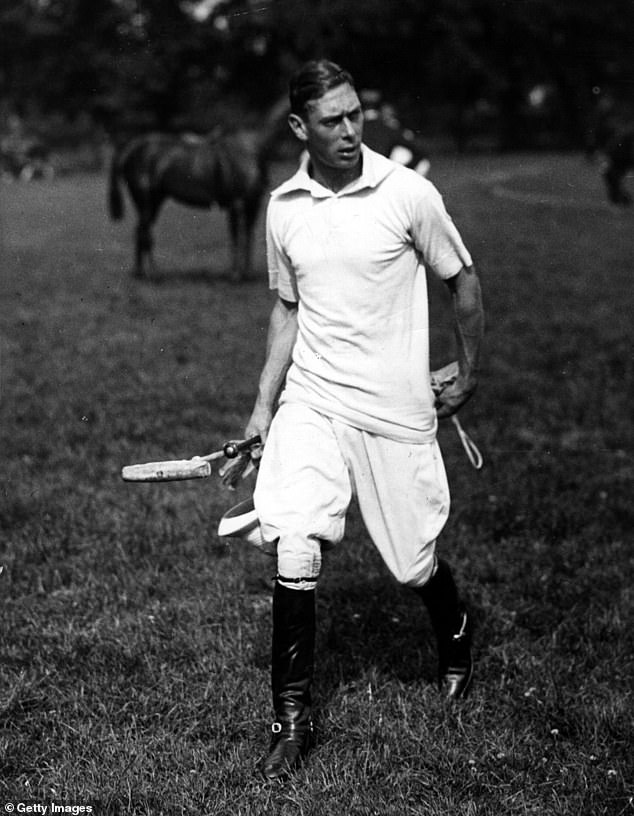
[321,579,485,674]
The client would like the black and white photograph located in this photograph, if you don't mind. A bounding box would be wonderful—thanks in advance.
[1,1,632,813]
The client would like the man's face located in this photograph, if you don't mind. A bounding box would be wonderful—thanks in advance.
[290,83,363,172]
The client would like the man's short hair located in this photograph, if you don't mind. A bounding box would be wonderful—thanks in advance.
[289,59,356,117]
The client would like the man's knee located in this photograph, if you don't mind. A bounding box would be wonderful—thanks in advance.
[395,549,437,589]
[276,531,323,591]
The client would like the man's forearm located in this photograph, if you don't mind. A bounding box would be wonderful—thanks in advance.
[254,298,298,412]
[452,265,484,383]
[435,266,483,418]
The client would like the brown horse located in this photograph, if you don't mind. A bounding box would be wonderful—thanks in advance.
[108,104,285,281]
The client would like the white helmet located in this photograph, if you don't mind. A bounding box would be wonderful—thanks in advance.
[218,497,275,554]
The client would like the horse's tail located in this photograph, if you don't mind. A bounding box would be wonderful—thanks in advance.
[108,143,125,221]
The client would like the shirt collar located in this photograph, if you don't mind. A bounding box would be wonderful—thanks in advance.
[271,145,397,200]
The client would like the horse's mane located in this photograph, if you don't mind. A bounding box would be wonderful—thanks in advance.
[256,96,291,161]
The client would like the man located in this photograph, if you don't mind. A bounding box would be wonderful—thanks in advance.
[242,59,484,781]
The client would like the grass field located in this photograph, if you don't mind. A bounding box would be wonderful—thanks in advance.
[1,152,632,815]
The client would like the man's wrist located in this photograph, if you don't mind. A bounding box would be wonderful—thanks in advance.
[254,392,276,415]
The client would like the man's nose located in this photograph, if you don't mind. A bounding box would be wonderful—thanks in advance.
[341,117,356,137]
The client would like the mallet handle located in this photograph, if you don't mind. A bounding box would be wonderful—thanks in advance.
[222,435,261,459]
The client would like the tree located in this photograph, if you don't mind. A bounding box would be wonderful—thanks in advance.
[1,0,633,147]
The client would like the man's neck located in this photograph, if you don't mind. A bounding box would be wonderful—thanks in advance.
[308,157,362,193]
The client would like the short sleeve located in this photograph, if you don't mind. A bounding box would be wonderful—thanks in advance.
[409,181,472,280]
[266,201,299,302]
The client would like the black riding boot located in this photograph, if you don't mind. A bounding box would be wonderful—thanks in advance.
[414,559,473,700]
[261,581,315,781]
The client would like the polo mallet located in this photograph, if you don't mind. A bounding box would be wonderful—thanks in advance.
[121,435,261,482]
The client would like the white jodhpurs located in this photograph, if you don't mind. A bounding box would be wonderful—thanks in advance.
[253,403,450,590]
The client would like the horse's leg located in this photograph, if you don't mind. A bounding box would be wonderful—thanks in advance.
[228,202,249,282]
[603,162,622,204]
[603,132,634,206]
[234,197,260,282]
[604,162,632,206]
[135,213,152,278]
[242,202,259,280]
[134,199,162,277]
[615,163,632,205]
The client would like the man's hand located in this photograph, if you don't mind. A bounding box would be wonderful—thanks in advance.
[431,359,477,419]
[435,375,477,419]
[219,415,268,489]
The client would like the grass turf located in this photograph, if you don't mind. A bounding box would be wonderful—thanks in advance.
[0,152,632,815]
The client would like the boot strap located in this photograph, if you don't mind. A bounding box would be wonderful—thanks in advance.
[452,611,469,641]
[270,720,313,736]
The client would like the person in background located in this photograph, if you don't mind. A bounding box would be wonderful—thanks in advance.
[361,87,431,177]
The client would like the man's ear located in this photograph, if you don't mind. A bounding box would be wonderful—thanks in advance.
[288,113,308,143]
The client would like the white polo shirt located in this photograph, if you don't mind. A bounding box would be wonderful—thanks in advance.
[266,146,472,444]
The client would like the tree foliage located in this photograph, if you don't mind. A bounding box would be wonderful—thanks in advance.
[1,0,633,147]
